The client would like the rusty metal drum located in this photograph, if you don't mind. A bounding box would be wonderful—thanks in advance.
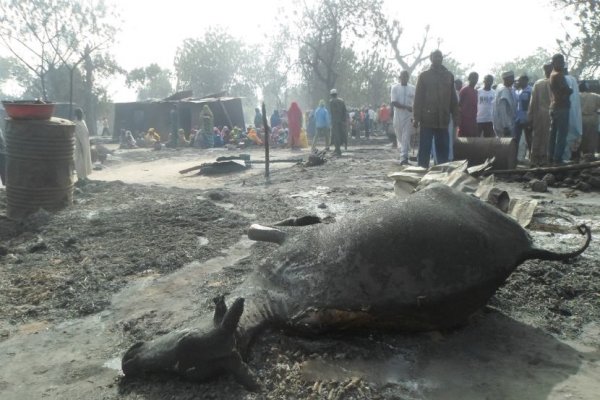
[453,137,518,170]
[4,117,75,220]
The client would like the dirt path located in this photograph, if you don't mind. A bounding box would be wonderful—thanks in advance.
[0,142,599,399]
[92,146,313,190]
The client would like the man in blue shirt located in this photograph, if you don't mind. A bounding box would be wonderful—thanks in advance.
[514,75,532,160]
[312,99,331,151]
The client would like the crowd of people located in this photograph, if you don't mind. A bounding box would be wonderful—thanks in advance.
[391,50,600,169]
[78,49,599,179]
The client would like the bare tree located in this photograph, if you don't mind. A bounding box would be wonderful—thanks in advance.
[45,0,119,119]
[553,0,600,77]
[379,20,434,76]
[294,0,383,105]
[0,0,64,100]
[0,0,120,131]
[252,24,295,110]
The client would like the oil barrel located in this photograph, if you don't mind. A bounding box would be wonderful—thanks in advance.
[5,117,75,220]
[453,137,518,170]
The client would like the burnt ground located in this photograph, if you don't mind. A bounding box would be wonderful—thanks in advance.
[0,141,598,399]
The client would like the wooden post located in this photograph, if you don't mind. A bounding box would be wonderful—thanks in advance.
[262,103,270,182]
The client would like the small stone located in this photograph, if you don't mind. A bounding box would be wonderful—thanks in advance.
[574,181,592,192]
[64,237,77,247]
[588,176,600,189]
[318,203,327,209]
[530,179,548,193]
[27,241,48,253]
[207,190,228,201]
[542,173,556,186]
[20,209,52,231]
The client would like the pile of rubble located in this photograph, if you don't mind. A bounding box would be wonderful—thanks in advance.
[516,167,600,193]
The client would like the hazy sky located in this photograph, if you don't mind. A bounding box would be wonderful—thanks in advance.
[108,0,561,101]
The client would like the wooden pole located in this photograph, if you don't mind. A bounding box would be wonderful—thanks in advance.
[483,160,600,176]
[262,102,270,182]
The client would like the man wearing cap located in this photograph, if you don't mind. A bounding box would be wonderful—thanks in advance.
[528,63,553,165]
[493,71,517,137]
[548,54,572,164]
[412,50,458,168]
[329,89,348,156]
[391,70,416,165]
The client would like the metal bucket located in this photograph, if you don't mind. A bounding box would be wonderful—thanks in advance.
[453,137,518,170]
[5,117,75,220]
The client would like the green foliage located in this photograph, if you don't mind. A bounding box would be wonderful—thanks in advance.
[174,27,255,98]
[492,48,554,84]
[336,49,395,108]
[126,64,173,101]
[443,56,474,83]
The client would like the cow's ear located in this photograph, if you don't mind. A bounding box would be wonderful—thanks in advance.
[220,297,244,333]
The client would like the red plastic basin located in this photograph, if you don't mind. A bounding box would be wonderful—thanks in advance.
[2,101,56,120]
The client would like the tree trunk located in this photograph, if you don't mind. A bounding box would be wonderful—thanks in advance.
[83,52,97,136]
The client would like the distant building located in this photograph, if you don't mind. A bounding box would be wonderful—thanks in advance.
[113,94,245,140]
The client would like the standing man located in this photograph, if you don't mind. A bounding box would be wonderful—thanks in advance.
[391,70,416,165]
[101,116,110,137]
[378,103,394,147]
[578,82,600,158]
[515,75,533,160]
[458,72,479,137]
[73,108,93,181]
[413,50,458,168]
[528,64,553,165]
[477,75,496,137]
[329,89,348,156]
[493,71,517,138]
[363,107,371,139]
[312,100,331,151]
[448,79,463,160]
[564,68,582,161]
[0,127,6,185]
[548,54,572,165]
[254,107,264,131]
[167,104,179,148]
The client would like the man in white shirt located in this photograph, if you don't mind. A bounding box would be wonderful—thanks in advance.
[477,75,496,137]
[391,70,416,165]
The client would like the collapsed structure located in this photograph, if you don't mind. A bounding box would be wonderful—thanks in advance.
[113,91,245,141]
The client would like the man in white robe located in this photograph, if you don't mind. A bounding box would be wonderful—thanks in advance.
[564,70,582,161]
[391,70,416,165]
[493,71,517,137]
[73,108,93,181]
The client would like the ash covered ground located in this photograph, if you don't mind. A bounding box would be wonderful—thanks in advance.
[0,142,598,400]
